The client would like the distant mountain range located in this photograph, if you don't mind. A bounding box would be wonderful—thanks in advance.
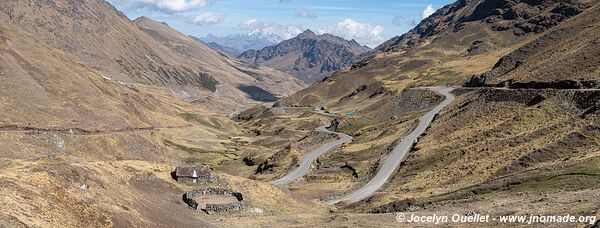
[196,33,277,56]
[190,37,242,57]
[238,30,371,83]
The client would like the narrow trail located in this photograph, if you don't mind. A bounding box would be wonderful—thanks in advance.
[0,124,193,136]
[270,109,353,186]
[327,87,456,204]
[461,87,600,92]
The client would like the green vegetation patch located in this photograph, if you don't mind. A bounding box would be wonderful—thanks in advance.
[339,120,368,134]
[198,72,219,92]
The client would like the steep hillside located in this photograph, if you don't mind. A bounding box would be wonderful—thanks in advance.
[0,1,312,226]
[0,20,188,131]
[133,17,304,108]
[0,0,304,113]
[467,4,600,87]
[239,30,371,83]
[374,0,593,53]
[278,0,595,110]
[1,0,198,87]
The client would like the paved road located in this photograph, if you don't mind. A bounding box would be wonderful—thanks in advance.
[327,87,456,204]
[460,87,600,91]
[270,111,353,185]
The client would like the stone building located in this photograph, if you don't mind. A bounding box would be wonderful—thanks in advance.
[175,166,212,183]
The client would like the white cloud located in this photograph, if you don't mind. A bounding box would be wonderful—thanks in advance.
[296,9,317,19]
[188,13,225,25]
[392,16,417,26]
[237,19,303,42]
[111,0,207,12]
[239,19,258,26]
[318,19,384,47]
[421,4,437,19]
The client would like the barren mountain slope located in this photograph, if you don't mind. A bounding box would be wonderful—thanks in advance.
[239,30,371,83]
[467,4,600,87]
[0,0,304,113]
[278,0,595,111]
[0,13,242,226]
[0,22,187,131]
[374,0,594,53]
[133,17,304,107]
[1,0,198,87]
[0,0,314,227]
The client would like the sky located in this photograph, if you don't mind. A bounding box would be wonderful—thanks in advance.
[107,0,455,47]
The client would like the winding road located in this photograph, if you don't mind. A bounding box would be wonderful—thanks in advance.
[270,111,353,185]
[268,86,596,201]
[327,87,456,204]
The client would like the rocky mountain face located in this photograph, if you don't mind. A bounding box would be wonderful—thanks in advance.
[372,0,593,54]
[239,30,371,83]
[467,3,600,87]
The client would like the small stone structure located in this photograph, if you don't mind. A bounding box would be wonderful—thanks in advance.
[175,166,214,184]
[182,188,244,214]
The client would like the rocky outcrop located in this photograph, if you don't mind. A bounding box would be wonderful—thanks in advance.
[243,157,256,166]
[465,54,524,87]
[466,4,599,86]
[372,0,593,54]
[327,119,340,132]
[239,30,371,83]
[504,80,599,89]
[370,198,417,213]
[255,145,293,174]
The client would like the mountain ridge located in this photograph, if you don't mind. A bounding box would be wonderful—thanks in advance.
[238,29,371,83]
[466,3,600,87]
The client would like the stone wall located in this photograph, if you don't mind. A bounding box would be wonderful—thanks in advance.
[182,188,244,214]
[205,202,244,214]
[177,176,217,184]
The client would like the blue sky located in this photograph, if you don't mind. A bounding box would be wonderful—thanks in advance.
[108,0,454,47]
